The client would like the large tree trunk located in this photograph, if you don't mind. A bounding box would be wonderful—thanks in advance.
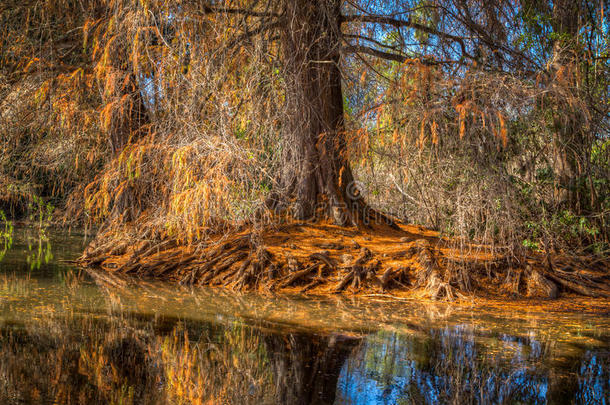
[274,0,363,226]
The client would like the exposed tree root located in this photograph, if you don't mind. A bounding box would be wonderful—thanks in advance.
[526,266,559,299]
[411,240,465,301]
[79,222,610,302]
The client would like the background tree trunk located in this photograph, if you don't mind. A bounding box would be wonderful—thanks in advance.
[549,0,587,212]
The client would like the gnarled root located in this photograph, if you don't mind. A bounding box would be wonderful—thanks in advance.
[413,240,464,301]
[279,251,336,291]
[79,226,609,300]
[525,266,558,299]
[333,247,382,293]
[542,258,610,298]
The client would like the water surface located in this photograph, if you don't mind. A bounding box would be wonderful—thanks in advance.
[0,228,608,404]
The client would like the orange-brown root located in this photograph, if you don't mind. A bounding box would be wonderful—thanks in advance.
[79,221,610,303]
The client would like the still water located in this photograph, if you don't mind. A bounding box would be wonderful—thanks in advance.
[0,228,608,404]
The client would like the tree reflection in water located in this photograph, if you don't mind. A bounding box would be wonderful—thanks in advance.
[266,332,359,404]
[0,314,359,404]
[0,311,607,404]
[336,326,609,404]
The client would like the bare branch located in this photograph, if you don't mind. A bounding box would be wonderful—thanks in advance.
[343,44,454,65]
[344,33,407,52]
[340,14,469,57]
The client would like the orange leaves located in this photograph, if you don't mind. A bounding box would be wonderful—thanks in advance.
[431,121,438,145]
[163,141,247,242]
[416,115,439,149]
[497,112,507,148]
[488,111,508,149]
[99,93,135,135]
[392,128,399,144]
[82,18,103,51]
[69,68,85,84]
[22,58,40,73]
[100,102,115,133]
[453,99,509,148]
[100,35,118,73]
[84,177,110,221]
[454,102,469,139]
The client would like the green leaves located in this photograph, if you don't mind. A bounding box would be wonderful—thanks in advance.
[411,0,440,46]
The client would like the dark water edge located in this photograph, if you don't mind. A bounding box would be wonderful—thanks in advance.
[0,228,608,404]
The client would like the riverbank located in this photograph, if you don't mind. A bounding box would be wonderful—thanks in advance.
[2,233,609,404]
[80,221,610,305]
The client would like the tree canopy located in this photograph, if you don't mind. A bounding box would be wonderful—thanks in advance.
[1,0,608,257]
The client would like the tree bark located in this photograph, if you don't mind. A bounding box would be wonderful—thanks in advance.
[274,0,363,226]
